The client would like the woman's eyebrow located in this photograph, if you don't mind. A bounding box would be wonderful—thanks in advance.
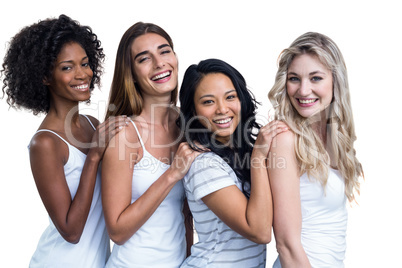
[133,44,171,60]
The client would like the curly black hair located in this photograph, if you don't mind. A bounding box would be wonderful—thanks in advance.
[1,14,105,115]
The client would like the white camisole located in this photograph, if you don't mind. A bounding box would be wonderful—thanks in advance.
[29,115,110,268]
[105,119,186,268]
[273,168,347,268]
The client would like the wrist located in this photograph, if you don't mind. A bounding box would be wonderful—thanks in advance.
[86,149,102,163]
[251,151,267,161]
[163,168,182,185]
[250,153,268,169]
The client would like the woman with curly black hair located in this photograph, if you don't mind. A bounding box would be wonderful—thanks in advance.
[178,59,288,267]
[1,14,129,267]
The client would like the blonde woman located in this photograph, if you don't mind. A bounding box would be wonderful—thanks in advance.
[268,32,363,268]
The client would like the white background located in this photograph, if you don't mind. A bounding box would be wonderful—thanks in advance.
[1,0,401,267]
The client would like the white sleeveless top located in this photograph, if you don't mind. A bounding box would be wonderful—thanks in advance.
[29,115,110,268]
[105,119,186,268]
[273,168,347,268]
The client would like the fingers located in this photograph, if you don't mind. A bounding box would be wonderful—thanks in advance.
[181,142,208,158]
[92,116,131,150]
[258,121,288,141]
[176,142,198,159]
[170,142,204,180]
[99,116,130,135]
[99,115,130,133]
[253,121,289,157]
[260,120,288,133]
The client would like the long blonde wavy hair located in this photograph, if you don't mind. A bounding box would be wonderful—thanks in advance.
[268,32,363,202]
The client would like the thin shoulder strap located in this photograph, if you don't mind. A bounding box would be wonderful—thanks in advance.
[82,114,96,130]
[129,118,145,149]
[34,129,70,146]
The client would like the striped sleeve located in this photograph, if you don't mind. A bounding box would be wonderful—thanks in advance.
[184,152,236,202]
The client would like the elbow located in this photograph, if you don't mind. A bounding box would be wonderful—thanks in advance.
[255,231,272,244]
[251,235,271,245]
[61,232,82,244]
[65,237,80,244]
[105,219,133,245]
[275,238,289,253]
[247,229,272,244]
[108,230,129,246]
[275,237,299,258]
[273,233,310,266]
[262,232,272,244]
[110,236,127,246]
[55,221,85,244]
[276,241,287,256]
[56,226,82,244]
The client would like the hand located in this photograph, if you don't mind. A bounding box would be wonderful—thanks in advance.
[169,142,203,181]
[90,115,130,159]
[253,120,289,158]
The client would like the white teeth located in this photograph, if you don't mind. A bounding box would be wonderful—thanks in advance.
[73,84,88,90]
[152,71,170,81]
[214,118,232,124]
[299,99,316,104]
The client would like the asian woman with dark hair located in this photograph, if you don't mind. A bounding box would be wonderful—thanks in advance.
[178,58,288,267]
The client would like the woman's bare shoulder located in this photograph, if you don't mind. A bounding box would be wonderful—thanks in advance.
[29,130,68,164]
[273,129,295,147]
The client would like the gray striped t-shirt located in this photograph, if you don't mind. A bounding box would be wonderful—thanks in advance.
[181,152,266,268]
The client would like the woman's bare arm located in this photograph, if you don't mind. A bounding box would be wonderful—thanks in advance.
[102,124,200,245]
[268,131,311,268]
[30,116,128,243]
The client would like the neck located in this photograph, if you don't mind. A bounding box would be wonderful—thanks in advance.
[214,135,235,149]
[139,101,174,127]
[47,101,81,128]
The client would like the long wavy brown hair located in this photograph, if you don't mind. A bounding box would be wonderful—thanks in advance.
[105,22,177,119]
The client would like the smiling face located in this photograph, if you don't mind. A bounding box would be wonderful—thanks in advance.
[130,33,178,100]
[47,42,93,103]
[194,73,241,144]
[286,53,333,118]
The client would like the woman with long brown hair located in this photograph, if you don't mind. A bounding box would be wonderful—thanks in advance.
[102,22,200,267]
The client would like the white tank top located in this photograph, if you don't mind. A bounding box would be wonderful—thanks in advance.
[273,168,347,268]
[29,115,110,268]
[105,119,186,268]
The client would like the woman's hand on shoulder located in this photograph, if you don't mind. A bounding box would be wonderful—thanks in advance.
[253,120,289,158]
[168,142,204,182]
[89,115,130,160]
